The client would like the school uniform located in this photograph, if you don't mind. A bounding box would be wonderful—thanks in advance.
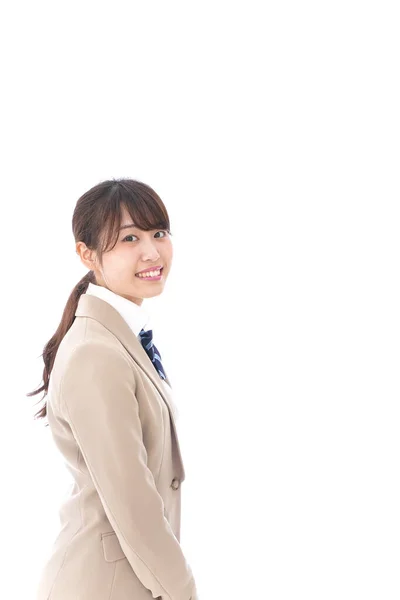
[35,282,198,600]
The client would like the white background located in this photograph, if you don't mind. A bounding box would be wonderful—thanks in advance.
[1,1,399,598]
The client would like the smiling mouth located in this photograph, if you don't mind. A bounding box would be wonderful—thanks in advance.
[135,267,164,280]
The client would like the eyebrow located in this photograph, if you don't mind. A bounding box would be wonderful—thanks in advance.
[119,223,137,231]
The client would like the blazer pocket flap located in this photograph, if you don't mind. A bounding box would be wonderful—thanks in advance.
[101,532,126,562]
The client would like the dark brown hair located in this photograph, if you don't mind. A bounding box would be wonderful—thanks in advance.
[27,178,172,424]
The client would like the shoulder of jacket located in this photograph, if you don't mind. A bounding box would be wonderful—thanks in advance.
[66,339,131,369]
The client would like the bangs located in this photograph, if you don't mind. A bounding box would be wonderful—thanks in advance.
[99,180,171,254]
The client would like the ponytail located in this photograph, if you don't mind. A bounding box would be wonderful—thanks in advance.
[27,270,96,423]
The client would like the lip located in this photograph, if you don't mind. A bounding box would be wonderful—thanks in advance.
[135,265,163,275]
[135,266,164,280]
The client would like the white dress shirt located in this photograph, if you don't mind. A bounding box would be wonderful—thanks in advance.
[85,282,178,419]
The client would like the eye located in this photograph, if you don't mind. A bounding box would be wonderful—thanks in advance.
[122,230,168,243]
[122,234,137,242]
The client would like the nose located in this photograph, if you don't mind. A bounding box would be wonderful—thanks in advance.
[140,244,160,261]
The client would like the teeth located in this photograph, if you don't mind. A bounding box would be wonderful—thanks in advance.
[137,269,161,278]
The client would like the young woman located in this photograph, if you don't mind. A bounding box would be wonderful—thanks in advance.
[28,178,199,600]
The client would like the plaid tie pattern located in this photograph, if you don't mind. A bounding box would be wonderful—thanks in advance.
[138,328,167,381]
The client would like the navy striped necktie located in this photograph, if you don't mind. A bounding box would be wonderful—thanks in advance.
[138,328,167,381]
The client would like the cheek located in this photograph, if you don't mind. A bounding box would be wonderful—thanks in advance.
[165,240,173,260]
[103,253,130,277]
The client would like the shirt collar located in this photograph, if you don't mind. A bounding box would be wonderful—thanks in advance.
[85,282,151,336]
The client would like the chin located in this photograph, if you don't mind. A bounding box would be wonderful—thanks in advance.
[144,289,163,299]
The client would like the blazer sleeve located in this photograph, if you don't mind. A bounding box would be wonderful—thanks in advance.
[59,340,198,600]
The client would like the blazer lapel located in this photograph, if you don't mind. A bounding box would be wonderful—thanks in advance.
[75,293,185,481]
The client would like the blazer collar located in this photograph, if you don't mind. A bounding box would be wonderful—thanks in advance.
[85,281,151,337]
[75,293,185,480]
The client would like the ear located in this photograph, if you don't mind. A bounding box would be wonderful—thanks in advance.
[76,241,97,271]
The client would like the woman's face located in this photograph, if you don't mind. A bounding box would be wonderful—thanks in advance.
[77,205,173,306]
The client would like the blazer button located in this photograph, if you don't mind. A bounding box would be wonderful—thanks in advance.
[171,477,180,490]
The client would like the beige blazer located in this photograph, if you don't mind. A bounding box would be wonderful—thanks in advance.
[35,293,198,600]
